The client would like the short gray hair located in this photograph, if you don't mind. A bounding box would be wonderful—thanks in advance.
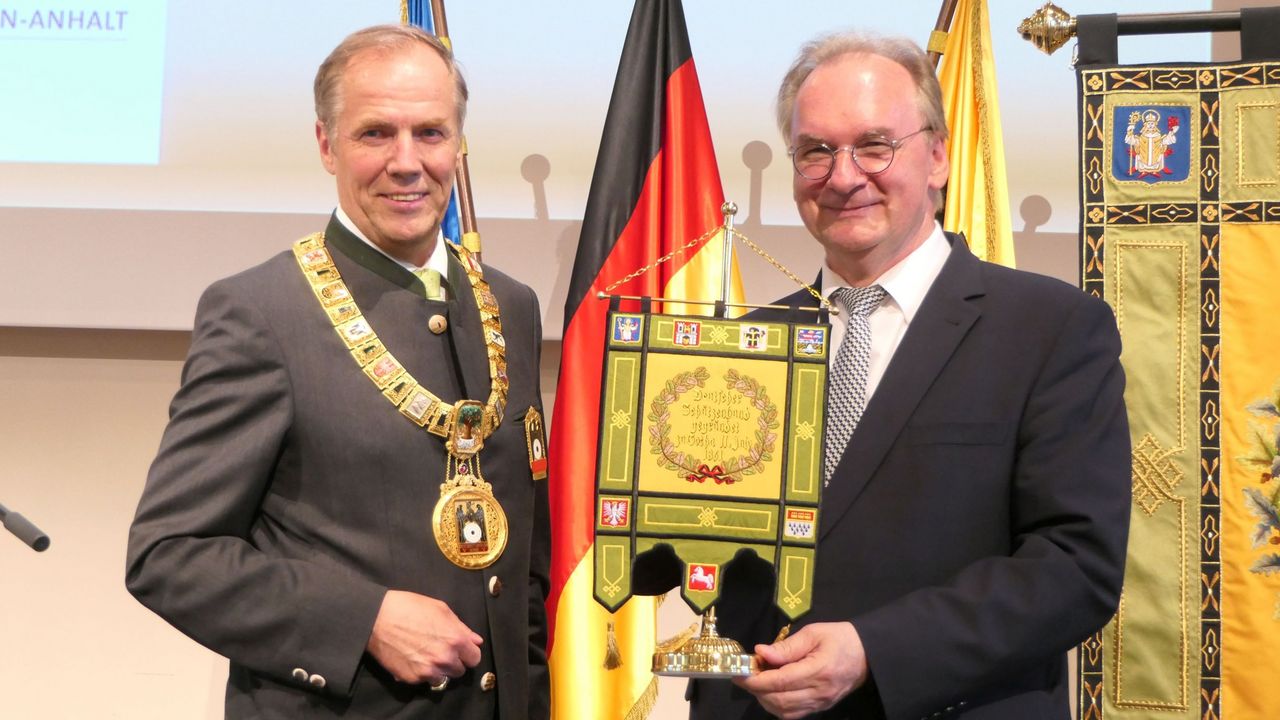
[775,31,947,144]
[314,24,468,132]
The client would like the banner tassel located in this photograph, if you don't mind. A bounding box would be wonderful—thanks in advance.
[604,619,623,670]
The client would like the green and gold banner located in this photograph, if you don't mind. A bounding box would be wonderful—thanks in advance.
[593,311,828,620]
[1078,58,1280,719]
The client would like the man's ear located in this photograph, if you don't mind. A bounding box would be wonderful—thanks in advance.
[927,135,950,192]
[317,120,337,175]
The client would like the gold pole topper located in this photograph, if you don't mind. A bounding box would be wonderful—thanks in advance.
[1018,2,1077,56]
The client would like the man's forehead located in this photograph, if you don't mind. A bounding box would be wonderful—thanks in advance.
[792,54,918,130]
[805,52,910,92]
[345,43,448,77]
[334,46,459,120]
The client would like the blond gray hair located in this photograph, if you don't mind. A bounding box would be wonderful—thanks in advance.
[314,24,468,132]
[775,31,947,144]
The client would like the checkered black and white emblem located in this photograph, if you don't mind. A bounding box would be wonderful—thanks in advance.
[824,285,886,483]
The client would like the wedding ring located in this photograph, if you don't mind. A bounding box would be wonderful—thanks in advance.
[429,676,449,692]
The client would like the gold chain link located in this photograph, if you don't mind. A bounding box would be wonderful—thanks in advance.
[602,226,721,294]
[728,229,834,312]
[600,225,835,315]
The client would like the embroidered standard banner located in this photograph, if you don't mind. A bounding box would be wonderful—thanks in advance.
[1077,46,1280,720]
[594,311,827,620]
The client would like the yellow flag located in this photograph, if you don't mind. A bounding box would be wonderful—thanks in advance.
[937,0,1015,267]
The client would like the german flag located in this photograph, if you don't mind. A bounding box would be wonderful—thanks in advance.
[547,1,742,717]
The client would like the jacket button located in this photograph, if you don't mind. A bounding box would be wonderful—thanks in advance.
[481,671,497,691]
[488,576,503,597]
[291,667,308,682]
[309,674,327,689]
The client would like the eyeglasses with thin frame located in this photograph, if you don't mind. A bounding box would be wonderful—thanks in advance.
[788,126,933,180]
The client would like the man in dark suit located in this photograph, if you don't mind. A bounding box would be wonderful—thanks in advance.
[126,25,549,719]
[689,32,1130,720]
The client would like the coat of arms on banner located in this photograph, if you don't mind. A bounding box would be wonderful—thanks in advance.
[612,314,643,344]
[738,324,769,351]
[795,327,828,356]
[687,563,718,591]
[599,497,630,528]
[673,320,701,347]
[1111,105,1192,183]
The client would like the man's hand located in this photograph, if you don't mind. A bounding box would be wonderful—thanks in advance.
[366,590,484,684]
[733,621,868,719]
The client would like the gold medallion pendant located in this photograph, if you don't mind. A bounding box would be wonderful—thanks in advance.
[431,401,508,569]
[432,477,508,570]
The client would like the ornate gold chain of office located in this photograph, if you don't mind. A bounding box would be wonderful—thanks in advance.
[293,232,509,569]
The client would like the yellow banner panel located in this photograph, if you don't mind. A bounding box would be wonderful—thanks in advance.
[1219,222,1280,718]
[1218,87,1280,204]
[638,353,787,500]
[1107,228,1200,713]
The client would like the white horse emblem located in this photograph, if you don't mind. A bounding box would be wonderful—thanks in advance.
[688,565,716,591]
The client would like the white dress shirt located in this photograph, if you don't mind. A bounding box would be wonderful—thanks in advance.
[821,223,952,403]
[335,207,450,300]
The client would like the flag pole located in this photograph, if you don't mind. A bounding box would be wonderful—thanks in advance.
[718,202,737,310]
[927,0,961,69]
[429,0,484,261]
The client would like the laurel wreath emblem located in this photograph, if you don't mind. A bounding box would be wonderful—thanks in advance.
[647,367,779,484]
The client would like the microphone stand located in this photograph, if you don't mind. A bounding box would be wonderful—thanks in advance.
[0,502,51,551]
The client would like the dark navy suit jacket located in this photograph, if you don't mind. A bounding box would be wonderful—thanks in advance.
[689,234,1130,720]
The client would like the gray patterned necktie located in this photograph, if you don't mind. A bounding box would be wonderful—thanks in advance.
[824,285,887,483]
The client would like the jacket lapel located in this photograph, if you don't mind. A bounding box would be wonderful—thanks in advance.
[748,275,825,322]
[446,247,493,405]
[323,214,422,293]
[323,217,488,408]
[818,235,985,539]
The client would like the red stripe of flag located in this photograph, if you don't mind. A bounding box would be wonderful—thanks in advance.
[548,0,724,653]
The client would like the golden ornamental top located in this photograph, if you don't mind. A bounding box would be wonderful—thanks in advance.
[1019,2,1077,56]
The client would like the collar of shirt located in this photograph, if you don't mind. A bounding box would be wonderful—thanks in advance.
[335,207,450,300]
[820,222,951,324]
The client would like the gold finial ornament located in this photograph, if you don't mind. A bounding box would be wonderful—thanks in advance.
[1018,2,1077,56]
[718,202,739,308]
[652,607,758,677]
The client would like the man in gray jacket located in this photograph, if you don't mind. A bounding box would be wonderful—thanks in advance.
[127,24,550,719]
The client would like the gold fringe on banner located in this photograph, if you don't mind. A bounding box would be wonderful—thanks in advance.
[623,676,659,720]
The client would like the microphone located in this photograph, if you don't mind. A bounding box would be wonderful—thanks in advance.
[0,503,51,552]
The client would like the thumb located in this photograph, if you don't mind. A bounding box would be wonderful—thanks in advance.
[755,628,816,667]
